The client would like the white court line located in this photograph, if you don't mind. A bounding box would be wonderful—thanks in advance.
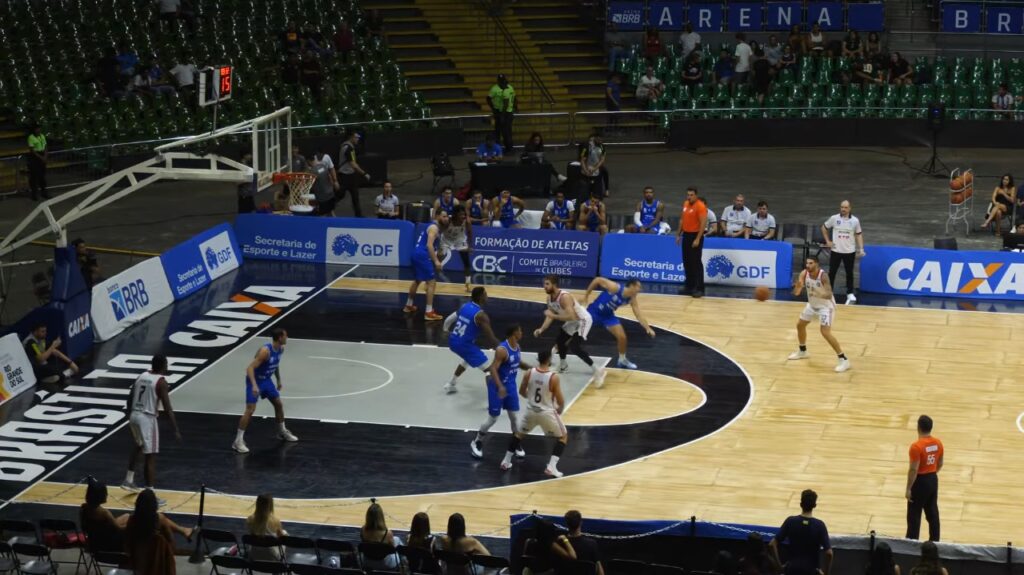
[279,357,394,400]
[1016,412,1024,434]
[0,264,361,511]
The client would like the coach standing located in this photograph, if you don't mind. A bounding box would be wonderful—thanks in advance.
[339,130,370,217]
[676,187,707,298]
[906,414,943,541]
[822,200,865,304]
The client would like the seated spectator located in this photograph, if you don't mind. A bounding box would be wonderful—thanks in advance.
[769,489,832,575]
[713,551,739,575]
[577,188,608,236]
[310,154,338,216]
[626,186,667,234]
[605,72,622,113]
[721,194,751,238]
[406,512,434,551]
[561,510,604,575]
[745,201,777,240]
[169,56,197,96]
[146,61,177,95]
[853,56,885,85]
[765,35,783,68]
[334,21,355,64]
[375,181,400,219]
[580,133,609,198]
[866,31,882,58]
[533,518,576,573]
[542,190,575,230]
[476,133,503,163]
[752,48,772,104]
[523,132,567,182]
[786,25,804,56]
[739,532,780,575]
[72,238,102,289]
[117,40,139,79]
[492,189,525,229]
[80,479,128,553]
[97,48,126,99]
[807,23,826,56]
[22,323,77,384]
[125,489,181,575]
[910,541,947,575]
[701,196,719,236]
[246,493,287,560]
[434,513,489,565]
[889,52,913,85]
[679,23,701,62]
[714,49,734,86]
[733,33,753,86]
[635,65,665,103]
[281,21,302,53]
[779,45,797,71]
[302,25,330,58]
[300,50,323,102]
[865,541,900,575]
[842,31,863,59]
[644,27,662,60]
[281,52,301,85]
[992,83,1014,119]
[681,52,703,88]
[467,190,491,226]
[366,10,385,39]
[983,173,1015,233]
[433,186,460,219]
[360,502,401,571]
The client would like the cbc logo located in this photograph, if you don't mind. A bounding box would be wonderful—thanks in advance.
[473,255,509,273]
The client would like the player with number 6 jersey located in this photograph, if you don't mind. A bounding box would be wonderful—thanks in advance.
[501,349,568,477]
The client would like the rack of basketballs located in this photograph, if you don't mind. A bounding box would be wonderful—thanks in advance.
[947,168,974,235]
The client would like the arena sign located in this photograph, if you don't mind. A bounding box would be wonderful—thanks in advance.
[860,246,1024,300]
[611,1,883,32]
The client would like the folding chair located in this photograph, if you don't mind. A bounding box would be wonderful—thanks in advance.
[39,518,88,575]
[357,542,400,574]
[314,539,359,570]
[89,551,131,575]
[433,549,471,574]
[12,543,56,575]
[431,154,455,194]
[469,554,511,573]
[560,559,597,575]
[809,224,831,263]
[933,237,958,250]
[248,560,288,575]
[241,535,284,563]
[201,528,240,559]
[280,536,319,566]
[210,555,249,575]
[650,564,686,574]
[781,222,809,261]
[404,201,433,224]
[0,521,38,546]
[0,542,16,575]
[397,545,439,575]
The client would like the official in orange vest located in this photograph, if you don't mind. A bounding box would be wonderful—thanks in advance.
[906,414,943,541]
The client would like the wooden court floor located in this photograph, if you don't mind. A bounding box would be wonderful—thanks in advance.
[20,278,1024,545]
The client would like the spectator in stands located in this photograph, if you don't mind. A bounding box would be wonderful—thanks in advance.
[97,48,125,99]
[367,10,385,39]
[701,196,719,236]
[493,189,526,228]
[745,200,777,240]
[807,23,826,56]
[302,25,330,58]
[476,133,504,163]
[865,542,900,575]
[605,73,622,117]
[339,130,370,217]
[580,133,607,199]
[992,83,1014,119]
[626,186,667,234]
[117,40,139,79]
[739,532,781,575]
[310,154,338,216]
[281,52,301,85]
[523,132,567,183]
[889,52,913,85]
[375,181,400,219]
[533,518,576,573]
[300,50,324,103]
[169,55,196,96]
[26,124,48,201]
[281,21,302,53]
[679,23,701,62]
[80,479,128,553]
[635,65,665,103]
[770,489,832,575]
[734,33,753,86]
[562,510,604,575]
[407,512,434,551]
[334,21,355,64]
[842,31,864,59]
[435,513,490,558]
[577,188,608,236]
[72,238,102,288]
[786,25,804,56]
[982,173,1015,233]
[147,61,177,95]
[605,21,628,72]
[237,154,255,214]
[246,494,287,560]
[125,489,179,575]
[361,502,401,571]
[866,32,882,58]
[468,190,491,226]
[721,194,751,238]
[752,48,772,104]
[644,27,662,60]
[22,322,77,384]
[853,55,885,85]
[681,52,703,88]
[910,541,947,575]
[713,48,734,87]
[543,190,575,230]
[488,74,517,151]
[779,45,797,71]
[765,35,782,68]
[433,186,459,219]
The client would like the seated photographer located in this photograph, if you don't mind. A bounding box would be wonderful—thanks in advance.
[72,238,102,289]
[522,132,567,183]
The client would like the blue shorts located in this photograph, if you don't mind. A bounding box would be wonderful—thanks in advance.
[586,219,601,232]
[451,343,488,369]
[412,250,435,282]
[245,377,279,404]
[486,377,520,416]
[499,217,517,229]
[587,304,620,328]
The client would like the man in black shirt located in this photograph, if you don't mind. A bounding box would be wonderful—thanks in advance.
[562,510,604,575]
[770,489,832,575]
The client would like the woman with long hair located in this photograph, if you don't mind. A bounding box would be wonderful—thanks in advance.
[865,542,900,575]
[360,502,401,570]
[739,532,781,574]
[246,493,287,560]
[125,489,176,575]
[407,512,434,550]
[983,173,1016,234]
[434,513,489,575]
[80,479,128,553]
[910,541,947,575]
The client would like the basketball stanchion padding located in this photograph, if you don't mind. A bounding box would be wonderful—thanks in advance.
[273,172,317,215]
[188,484,207,564]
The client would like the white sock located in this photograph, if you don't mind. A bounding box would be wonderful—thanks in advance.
[449,375,458,386]
[236,429,245,442]
[125,470,135,484]
[278,421,287,433]
[590,364,599,374]
[619,353,628,362]
[548,455,561,468]
[502,451,514,465]
[426,304,434,313]
[62,368,74,377]
[406,297,414,306]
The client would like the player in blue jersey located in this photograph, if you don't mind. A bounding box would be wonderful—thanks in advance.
[542,190,576,230]
[432,186,460,220]
[492,189,526,229]
[584,276,655,370]
[627,186,669,234]
[471,324,533,460]
[442,286,500,394]
[467,190,491,226]
[405,210,449,321]
[232,328,298,453]
[576,188,608,236]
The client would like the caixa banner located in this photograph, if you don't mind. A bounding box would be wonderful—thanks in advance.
[415,224,600,278]
[234,214,413,267]
[860,246,1024,300]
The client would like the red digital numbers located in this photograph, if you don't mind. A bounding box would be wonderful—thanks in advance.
[218,66,233,97]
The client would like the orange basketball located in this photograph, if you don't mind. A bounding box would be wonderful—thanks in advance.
[951,191,965,205]
[964,172,974,185]
[950,176,964,191]
[754,286,770,301]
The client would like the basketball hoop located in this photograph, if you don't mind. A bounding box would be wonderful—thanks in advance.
[273,172,317,215]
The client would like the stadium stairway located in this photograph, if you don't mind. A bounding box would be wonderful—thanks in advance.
[884,1,937,57]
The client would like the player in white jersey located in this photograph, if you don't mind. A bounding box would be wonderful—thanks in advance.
[123,355,180,498]
[788,258,851,373]
[439,205,474,292]
[533,274,606,388]
[500,349,568,477]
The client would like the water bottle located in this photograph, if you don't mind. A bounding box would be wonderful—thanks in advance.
[328,555,339,569]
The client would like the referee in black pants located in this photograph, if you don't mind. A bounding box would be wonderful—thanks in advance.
[338,130,370,217]
[906,414,944,541]
[676,187,707,298]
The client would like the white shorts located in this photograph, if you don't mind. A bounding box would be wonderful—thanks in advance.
[129,412,159,455]
[562,307,593,340]
[800,303,835,327]
[440,236,468,252]
[518,408,567,437]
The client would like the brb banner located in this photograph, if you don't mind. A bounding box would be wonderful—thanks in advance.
[613,1,883,32]
[417,224,600,277]
[234,214,413,267]
[160,223,242,300]
[90,258,175,341]
[600,235,793,288]
[860,246,1024,300]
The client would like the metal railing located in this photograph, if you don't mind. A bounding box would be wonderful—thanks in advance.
[476,0,557,113]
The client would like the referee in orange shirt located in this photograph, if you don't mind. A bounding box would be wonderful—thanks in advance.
[675,186,707,298]
[906,414,943,541]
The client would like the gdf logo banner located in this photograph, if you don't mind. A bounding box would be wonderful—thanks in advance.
[91,257,175,341]
[198,230,240,280]
[325,228,400,265]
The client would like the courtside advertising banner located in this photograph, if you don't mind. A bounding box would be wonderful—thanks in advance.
[600,235,793,288]
[234,214,412,266]
[0,333,36,404]
[90,257,175,341]
[860,246,1024,300]
[160,223,242,300]
[608,1,644,30]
